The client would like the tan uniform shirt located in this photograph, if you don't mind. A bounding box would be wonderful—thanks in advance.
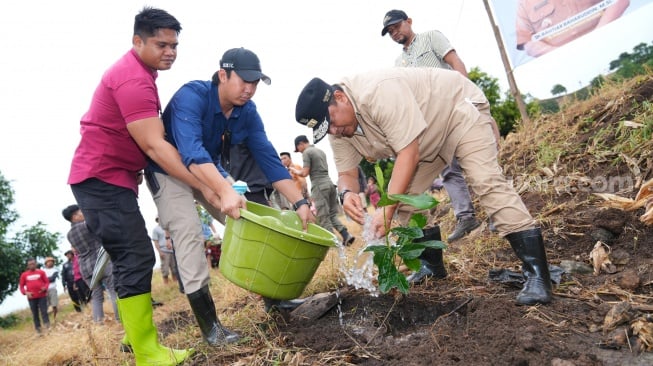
[329,67,490,175]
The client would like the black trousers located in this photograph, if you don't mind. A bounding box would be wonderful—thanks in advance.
[65,280,82,311]
[74,278,91,305]
[71,178,155,298]
[28,297,49,330]
[245,188,274,206]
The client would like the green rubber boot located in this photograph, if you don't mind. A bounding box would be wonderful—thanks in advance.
[117,293,193,365]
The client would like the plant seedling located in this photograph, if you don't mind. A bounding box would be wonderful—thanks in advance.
[363,163,446,294]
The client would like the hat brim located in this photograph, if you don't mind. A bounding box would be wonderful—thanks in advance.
[381,19,403,36]
[235,70,271,85]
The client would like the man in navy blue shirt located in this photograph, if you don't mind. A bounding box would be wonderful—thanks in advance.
[146,48,313,345]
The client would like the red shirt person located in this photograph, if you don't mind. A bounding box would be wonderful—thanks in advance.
[19,258,50,333]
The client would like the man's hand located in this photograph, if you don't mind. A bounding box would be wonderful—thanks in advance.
[342,192,365,225]
[217,188,246,220]
[295,204,316,231]
[370,205,396,239]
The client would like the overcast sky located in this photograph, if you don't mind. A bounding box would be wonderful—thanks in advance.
[1,0,652,313]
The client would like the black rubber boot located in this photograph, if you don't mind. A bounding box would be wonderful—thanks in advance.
[263,297,306,313]
[339,229,356,246]
[187,285,240,345]
[406,226,447,284]
[506,228,553,305]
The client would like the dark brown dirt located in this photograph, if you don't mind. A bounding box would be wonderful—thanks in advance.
[270,215,653,366]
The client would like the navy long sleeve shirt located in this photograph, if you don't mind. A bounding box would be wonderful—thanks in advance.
[149,80,290,185]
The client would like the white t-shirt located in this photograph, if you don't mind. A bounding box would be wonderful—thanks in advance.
[43,266,58,290]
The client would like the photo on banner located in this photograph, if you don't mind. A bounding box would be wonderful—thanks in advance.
[489,0,653,67]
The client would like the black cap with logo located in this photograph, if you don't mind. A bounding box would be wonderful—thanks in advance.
[220,47,271,85]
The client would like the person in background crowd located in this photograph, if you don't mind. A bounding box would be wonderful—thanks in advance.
[293,134,356,246]
[62,204,119,324]
[71,248,91,307]
[365,176,381,210]
[151,217,177,285]
[61,249,82,312]
[19,258,50,334]
[272,151,309,210]
[381,9,486,244]
[42,257,59,321]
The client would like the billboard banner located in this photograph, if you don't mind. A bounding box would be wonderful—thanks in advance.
[489,0,653,67]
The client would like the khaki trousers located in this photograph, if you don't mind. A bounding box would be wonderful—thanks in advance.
[399,118,535,237]
[151,172,211,294]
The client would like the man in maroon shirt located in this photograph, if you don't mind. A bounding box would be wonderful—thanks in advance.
[67,7,244,365]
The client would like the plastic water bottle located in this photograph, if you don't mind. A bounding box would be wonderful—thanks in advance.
[232,180,249,196]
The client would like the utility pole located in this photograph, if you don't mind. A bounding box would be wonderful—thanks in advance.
[482,0,530,126]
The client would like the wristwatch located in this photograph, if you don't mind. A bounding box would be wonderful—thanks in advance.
[292,198,310,211]
[339,189,353,205]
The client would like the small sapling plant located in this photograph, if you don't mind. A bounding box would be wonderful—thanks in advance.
[364,164,446,294]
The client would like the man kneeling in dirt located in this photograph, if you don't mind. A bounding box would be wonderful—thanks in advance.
[294,68,553,305]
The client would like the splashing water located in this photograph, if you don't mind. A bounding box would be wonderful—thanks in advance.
[338,215,393,297]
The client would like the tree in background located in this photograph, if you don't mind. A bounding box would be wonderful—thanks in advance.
[551,84,567,96]
[609,42,653,80]
[0,171,61,304]
[587,42,653,95]
[469,67,539,137]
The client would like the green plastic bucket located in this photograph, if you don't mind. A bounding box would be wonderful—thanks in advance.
[220,201,338,300]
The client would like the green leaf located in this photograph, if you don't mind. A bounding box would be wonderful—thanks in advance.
[374,164,385,195]
[419,240,447,250]
[390,226,423,239]
[378,261,410,294]
[376,194,397,207]
[408,213,428,228]
[403,257,422,272]
[364,245,391,255]
[397,243,427,260]
[396,272,410,294]
[388,193,438,210]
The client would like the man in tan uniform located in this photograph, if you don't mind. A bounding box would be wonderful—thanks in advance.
[294,68,552,305]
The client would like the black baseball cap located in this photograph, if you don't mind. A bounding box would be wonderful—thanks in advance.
[381,9,408,36]
[295,77,334,144]
[220,47,271,85]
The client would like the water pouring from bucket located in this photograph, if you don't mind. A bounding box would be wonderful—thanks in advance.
[339,215,384,296]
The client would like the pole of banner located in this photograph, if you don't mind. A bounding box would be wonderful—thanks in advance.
[482,0,531,127]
